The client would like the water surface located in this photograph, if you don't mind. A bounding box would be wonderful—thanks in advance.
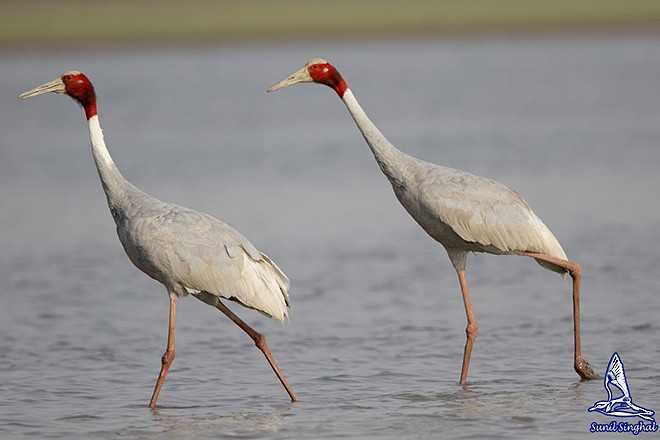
[1,33,659,439]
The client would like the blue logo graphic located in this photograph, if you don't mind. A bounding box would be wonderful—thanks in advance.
[588,352,657,435]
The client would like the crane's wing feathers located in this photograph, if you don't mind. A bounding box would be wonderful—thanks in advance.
[119,199,290,323]
[407,162,567,265]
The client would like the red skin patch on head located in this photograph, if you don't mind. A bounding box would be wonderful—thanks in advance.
[308,63,348,98]
[62,72,97,119]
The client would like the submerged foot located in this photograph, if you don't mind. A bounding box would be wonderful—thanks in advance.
[576,358,601,380]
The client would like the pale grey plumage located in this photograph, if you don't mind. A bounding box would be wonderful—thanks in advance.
[20,72,290,323]
[19,71,298,406]
[110,181,290,321]
[267,58,598,384]
[342,88,568,273]
[95,119,290,322]
[268,59,568,272]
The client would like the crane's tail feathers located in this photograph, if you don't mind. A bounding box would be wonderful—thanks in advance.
[226,296,287,323]
[260,252,291,299]
[240,253,291,324]
[189,250,291,324]
[194,289,290,325]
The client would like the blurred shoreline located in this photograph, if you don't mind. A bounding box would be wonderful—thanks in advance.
[3,0,660,51]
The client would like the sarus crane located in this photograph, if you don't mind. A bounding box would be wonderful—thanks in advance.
[268,58,598,384]
[19,71,298,406]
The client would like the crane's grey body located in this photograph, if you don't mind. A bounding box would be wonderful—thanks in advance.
[93,117,290,321]
[343,89,567,273]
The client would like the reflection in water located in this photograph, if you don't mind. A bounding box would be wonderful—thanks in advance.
[149,406,292,438]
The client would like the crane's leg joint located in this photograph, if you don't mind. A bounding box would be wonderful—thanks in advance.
[252,331,267,351]
[465,321,478,340]
[161,348,175,366]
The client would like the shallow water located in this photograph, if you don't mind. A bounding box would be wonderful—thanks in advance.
[1,33,659,439]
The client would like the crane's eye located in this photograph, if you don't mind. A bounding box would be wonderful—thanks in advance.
[63,75,72,81]
[311,65,319,69]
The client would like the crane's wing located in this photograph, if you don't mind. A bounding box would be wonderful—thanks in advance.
[410,162,567,265]
[121,202,290,323]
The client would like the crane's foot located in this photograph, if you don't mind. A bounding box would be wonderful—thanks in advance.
[575,358,600,380]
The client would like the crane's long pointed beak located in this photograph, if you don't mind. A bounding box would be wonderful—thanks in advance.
[18,77,66,100]
[267,67,313,92]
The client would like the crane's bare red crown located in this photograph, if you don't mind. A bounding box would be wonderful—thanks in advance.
[267,58,348,97]
[308,60,347,97]
[61,71,95,102]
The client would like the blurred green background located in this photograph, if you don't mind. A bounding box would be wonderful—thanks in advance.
[3,0,660,47]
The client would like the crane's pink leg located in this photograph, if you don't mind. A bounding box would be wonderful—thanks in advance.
[522,252,599,380]
[215,300,299,402]
[457,269,478,384]
[149,295,178,408]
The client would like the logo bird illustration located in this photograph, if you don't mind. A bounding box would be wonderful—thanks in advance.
[588,352,655,422]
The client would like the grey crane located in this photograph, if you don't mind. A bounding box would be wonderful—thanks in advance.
[19,71,298,406]
[268,58,599,384]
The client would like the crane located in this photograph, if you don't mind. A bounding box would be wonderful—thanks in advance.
[268,58,599,384]
[19,71,298,406]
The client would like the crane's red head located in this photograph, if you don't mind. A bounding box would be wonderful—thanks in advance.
[267,58,348,98]
[19,71,98,120]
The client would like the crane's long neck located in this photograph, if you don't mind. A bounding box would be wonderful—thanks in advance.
[341,89,410,186]
[88,115,130,206]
